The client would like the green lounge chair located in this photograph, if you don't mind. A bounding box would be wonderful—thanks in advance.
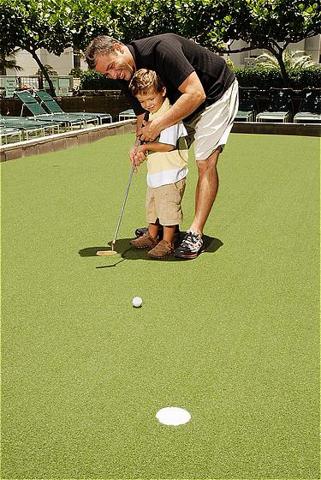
[0,126,23,144]
[235,87,257,122]
[0,115,60,140]
[119,109,136,121]
[14,91,89,128]
[293,89,321,124]
[256,89,293,123]
[35,90,112,125]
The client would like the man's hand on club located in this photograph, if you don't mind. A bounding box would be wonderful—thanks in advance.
[139,119,161,142]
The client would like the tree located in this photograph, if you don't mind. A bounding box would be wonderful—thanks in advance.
[0,0,74,95]
[75,0,320,86]
[203,0,321,86]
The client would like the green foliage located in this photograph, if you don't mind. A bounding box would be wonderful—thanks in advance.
[35,64,58,76]
[225,57,235,70]
[235,65,284,88]
[0,50,22,75]
[208,0,320,47]
[0,0,320,89]
[255,49,316,69]
[80,70,121,90]
[69,67,83,78]
[0,0,73,55]
[235,64,321,88]
[288,65,321,88]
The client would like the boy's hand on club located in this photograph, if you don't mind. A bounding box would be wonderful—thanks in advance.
[130,145,146,169]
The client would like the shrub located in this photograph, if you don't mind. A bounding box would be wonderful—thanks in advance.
[80,70,121,90]
[288,66,321,89]
[234,65,282,88]
[234,65,321,89]
[69,67,83,78]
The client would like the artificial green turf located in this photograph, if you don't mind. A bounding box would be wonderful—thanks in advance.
[1,133,320,479]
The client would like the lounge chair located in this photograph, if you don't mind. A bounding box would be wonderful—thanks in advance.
[118,109,136,121]
[14,91,91,128]
[293,89,321,124]
[35,90,112,125]
[0,115,60,140]
[235,87,257,122]
[256,88,294,123]
[0,126,23,144]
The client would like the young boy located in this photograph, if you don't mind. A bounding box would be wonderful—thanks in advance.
[129,69,188,259]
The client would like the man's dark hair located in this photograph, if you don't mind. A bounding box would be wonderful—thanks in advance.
[85,36,123,69]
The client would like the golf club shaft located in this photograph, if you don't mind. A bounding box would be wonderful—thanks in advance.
[111,165,135,247]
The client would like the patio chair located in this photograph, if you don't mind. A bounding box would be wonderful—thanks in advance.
[256,88,294,123]
[235,87,258,122]
[35,90,112,125]
[293,89,321,124]
[0,126,23,144]
[14,91,88,128]
[118,109,136,121]
[0,115,60,140]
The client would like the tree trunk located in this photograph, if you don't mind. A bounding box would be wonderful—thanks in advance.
[0,53,6,75]
[29,49,56,96]
[268,46,290,87]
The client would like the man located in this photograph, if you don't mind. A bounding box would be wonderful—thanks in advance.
[85,33,239,259]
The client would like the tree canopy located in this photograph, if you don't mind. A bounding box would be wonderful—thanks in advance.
[0,0,320,89]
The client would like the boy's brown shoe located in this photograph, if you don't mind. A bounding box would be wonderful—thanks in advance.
[130,233,158,249]
[147,240,174,259]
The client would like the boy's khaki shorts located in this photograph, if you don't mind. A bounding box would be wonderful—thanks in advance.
[146,178,186,226]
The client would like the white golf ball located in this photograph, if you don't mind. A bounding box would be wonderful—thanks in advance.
[132,296,143,308]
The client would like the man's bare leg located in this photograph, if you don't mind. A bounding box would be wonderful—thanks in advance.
[190,147,221,234]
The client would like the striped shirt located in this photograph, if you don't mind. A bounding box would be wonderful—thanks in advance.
[146,98,188,188]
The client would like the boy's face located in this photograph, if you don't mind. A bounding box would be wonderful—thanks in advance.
[136,87,166,114]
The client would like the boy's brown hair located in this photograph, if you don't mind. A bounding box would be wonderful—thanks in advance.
[129,69,165,97]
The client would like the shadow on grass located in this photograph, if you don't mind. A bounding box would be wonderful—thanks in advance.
[79,233,223,268]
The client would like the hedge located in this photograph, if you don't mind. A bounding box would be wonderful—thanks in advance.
[80,65,321,91]
[80,70,122,90]
[234,65,321,89]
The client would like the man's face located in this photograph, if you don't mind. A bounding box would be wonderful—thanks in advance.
[95,48,135,82]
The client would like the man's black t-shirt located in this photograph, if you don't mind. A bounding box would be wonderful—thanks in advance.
[121,33,235,121]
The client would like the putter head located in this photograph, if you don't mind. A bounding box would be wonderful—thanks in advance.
[96,249,118,256]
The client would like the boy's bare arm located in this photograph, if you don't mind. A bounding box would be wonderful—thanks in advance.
[139,142,175,154]
[129,113,146,165]
[131,142,174,167]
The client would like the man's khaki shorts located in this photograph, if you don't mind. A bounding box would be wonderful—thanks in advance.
[146,178,186,226]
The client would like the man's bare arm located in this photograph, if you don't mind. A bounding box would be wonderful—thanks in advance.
[140,72,206,141]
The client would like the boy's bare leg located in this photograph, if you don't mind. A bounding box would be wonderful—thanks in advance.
[147,225,176,258]
[190,147,221,234]
[148,222,159,239]
[162,225,176,244]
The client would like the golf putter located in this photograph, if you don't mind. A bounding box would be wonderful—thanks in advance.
[96,165,136,256]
